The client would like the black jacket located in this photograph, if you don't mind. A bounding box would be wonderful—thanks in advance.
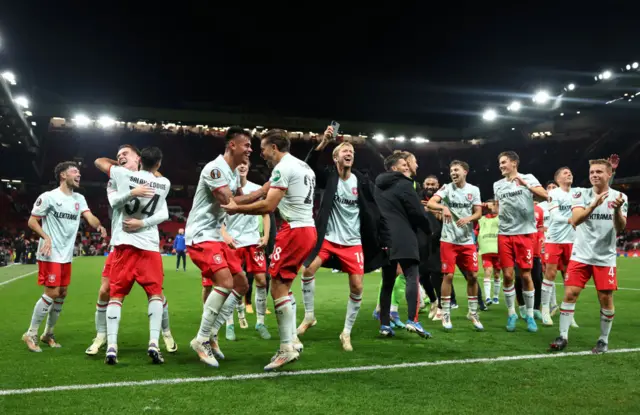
[303,148,386,273]
[374,172,433,261]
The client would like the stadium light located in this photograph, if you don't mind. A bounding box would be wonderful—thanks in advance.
[31,121,36,126]
[1,71,16,85]
[373,133,385,142]
[98,115,116,128]
[507,101,521,112]
[567,83,575,91]
[602,70,612,80]
[72,114,91,127]
[482,109,497,122]
[411,136,429,143]
[532,90,550,104]
[395,136,405,142]
[14,95,29,109]
[633,62,639,69]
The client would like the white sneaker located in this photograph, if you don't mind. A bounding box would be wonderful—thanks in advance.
[432,309,443,321]
[339,331,353,352]
[190,338,219,368]
[293,336,304,352]
[571,317,579,328]
[442,313,453,330]
[209,334,225,360]
[22,332,42,353]
[162,331,178,353]
[264,345,299,371]
[296,317,317,335]
[541,308,553,326]
[85,334,106,355]
[428,303,438,319]
[238,317,249,329]
[469,313,484,331]
[105,345,118,365]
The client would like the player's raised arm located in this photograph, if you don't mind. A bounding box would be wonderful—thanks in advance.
[223,187,285,215]
[94,157,118,175]
[612,194,627,234]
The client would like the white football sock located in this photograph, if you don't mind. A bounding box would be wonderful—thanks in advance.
[541,279,554,310]
[96,300,108,335]
[301,275,315,319]
[236,301,246,320]
[161,297,171,333]
[213,290,241,333]
[523,290,535,318]
[255,285,267,325]
[44,296,65,335]
[289,291,297,339]
[148,298,163,345]
[550,283,558,307]
[106,300,122,346]
[503,284,516,315]
[468,295,478,315]
[28,294,53,335]
[274,296,293,345]
[599,308,614,343]
[483,279,491,300]
[441,295,451,316]
[559,302,575,339]
[344,293,362,334]
[196,287,230,341]
[493,278,501,298]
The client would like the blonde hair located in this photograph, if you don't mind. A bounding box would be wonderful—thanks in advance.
[589,158,613,172]
[332,142,354,159]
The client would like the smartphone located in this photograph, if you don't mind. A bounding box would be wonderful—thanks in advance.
[330,120,340,139]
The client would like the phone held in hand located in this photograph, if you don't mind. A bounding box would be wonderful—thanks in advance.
[330,120,340,139]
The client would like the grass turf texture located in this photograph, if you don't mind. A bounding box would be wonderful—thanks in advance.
[1,257,639,414]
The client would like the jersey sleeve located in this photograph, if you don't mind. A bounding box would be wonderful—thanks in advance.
[472,186,482,206]
[270,165,289,190]
[571,188,585,210]
[525,174,541,188]
[109,165,129,185]
[202,163,231,191]
[492,182,498,200]
[31,192,50,217]
[434,184,448,201]
[78,194,90,213]
[107,178,133,208]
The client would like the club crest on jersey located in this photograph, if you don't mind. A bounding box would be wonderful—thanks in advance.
[352,187,358,196]
[467,193,473,201]
[211,168,222,180]
[75,203,80,211]
[573,191,581,199]
[36,198,42,207]
[213,254,222,264]
[607,201,614,209]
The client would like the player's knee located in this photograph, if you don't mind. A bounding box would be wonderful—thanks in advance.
[349,280,363,295]
[443,273,454,283]
[466,274,478,285]
[233,278,250,296]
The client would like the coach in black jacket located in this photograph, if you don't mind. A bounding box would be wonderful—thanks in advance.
[374,153,432,337]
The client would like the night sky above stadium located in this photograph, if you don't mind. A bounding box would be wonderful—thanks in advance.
[1,5,638,128]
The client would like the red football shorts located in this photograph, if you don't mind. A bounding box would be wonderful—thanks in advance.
[440,242,478,274]
[37,261,72,287]
[498,233,535,270]
[565,260,617,291]
[102,253,113,278]
[534,230,544,258]
[269,222,317,280]
[481,253,501,270]
[317,239,364,275]
[188,241,243,287]
[544,243,572,272]
[110,245,164,298]
[235,245,267,274]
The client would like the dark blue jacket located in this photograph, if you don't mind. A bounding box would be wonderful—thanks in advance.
[173,234,186,252]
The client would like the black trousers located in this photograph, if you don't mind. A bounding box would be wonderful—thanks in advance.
[175,251,186,270]
[380,259,420,326]
[514,258,542,310]
[419,267,438,303]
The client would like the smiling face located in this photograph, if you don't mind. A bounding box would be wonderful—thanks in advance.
[333,143,354,168]
[237,161,249,178]
[228,134,253,166]
[499,155,517,177]
[117,146,140,171]
[423,176,439,197]
[555,168,573,187]
[450,163,467,185]
[589,162,612,188]
[62,166,81,189]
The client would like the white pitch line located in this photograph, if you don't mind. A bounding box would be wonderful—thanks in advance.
[0,270,37,287]
[554,282,640,291]
[1,347,639,396]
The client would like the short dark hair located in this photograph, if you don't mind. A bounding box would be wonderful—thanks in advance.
[553,166,571,180]
[384,153,406,171]
[450,159,470,172]
[140,146,163,170]
[546,180,558,187]
[54,161,79,182]
[225,126,251,143]
[425,174,438,181]
[118,144,140,156]
[261,129,290,152]
[498,151,519,166]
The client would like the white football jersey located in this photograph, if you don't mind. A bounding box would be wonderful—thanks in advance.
[185,155,240,245]
[493,173,541,235]
[225,181,262,248]
[31,188,89,263]
[570,187,627,267]
[435,182,482,245]
[547,187,575,244]
[109,166,171,252]
[537,201,551,229]
[269,153,315,228]
[325,173,361,246]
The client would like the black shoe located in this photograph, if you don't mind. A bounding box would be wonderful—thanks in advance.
[592,339,608,354]
[549,336,568,352]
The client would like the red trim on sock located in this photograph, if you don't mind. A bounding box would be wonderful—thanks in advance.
[213,288,230,297]
[96,302,107,309]
[275,299,291,309]
[41,296,52,305]
[302,277,315,283]
[108,301,122,307]
[349,295,362,302]
[559,309,574,314]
